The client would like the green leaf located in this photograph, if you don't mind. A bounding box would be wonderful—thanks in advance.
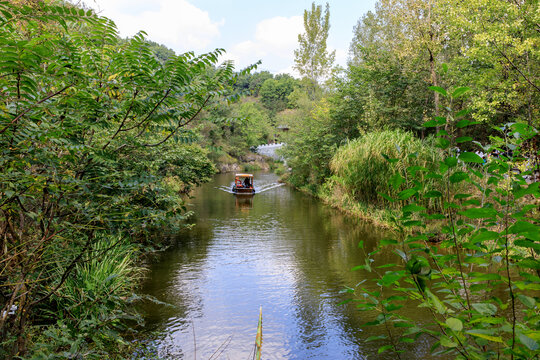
[446,318,463,332]
[424,190,442,198]
[514,240,540,251]
[451,87,471,98]
[398,188,417,200]
[456,119,481,128]
[449,171,469,183]
[436,137,450,149]
[378,345,393,354]
[440,336,458,348]
[459,207,497,219]
[380,238,398,246]
[455,109,471,118]
[378,192,396,202]
[471,231,499,242]
[389,173,405,190]
[518,259,540,270]
[469,272,502,281]
[394,249,407,261]
[402,204,426,213]
[469,317,504,325]
[472,303,497,316]
[519,333,539,351]
[456,136,473,143]
[516,294,537,309]
[429,86,448,97]
[466,330,503,343]
[426,290,446,314]
[380,271,404,287]
[385,303,403,312]
[424,116,447,128]
[458,152,484,163]
[444,157,458,167]
[508,221,537,235]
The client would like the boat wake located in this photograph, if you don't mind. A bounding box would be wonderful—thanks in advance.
[255,182,285,193]
[215,182,284,194]
[216,186,235,193]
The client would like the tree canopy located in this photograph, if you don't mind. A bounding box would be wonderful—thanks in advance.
[294,2,335,83]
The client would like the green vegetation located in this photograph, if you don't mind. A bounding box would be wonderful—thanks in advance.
[328,131,442,208]
[345,89,540,359]
[294,2,335,84]
[281,1,539,358]
[0,1,252,358]
[283,0,539,215]
[1,0,538,358]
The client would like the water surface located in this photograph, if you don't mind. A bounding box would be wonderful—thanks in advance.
[138,172,439,359]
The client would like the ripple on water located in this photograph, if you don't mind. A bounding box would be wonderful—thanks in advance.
[139,172,441,360]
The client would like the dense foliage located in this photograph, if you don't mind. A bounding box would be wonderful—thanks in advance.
[346,89,539,359]
[282,2,539,358]
[326,130,443,210]
[0,1,248,358]
[284,0,539,200]
[1,0,538,358]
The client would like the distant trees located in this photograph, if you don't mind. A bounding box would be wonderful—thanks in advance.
[146,40,176,63]
[234,70,273,97]
[294,2,335,84]
[259,74,297,113]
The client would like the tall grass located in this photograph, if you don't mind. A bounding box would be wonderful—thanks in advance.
[327,130,445,212]
[56,234,143,319]
[33,234,145,358]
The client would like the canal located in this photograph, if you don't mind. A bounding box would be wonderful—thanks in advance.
[137,172,439,359]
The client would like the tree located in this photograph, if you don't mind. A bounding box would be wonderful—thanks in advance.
[259,74,297,113]
[441,0,539,128]
[0,2,249,356]
[293,2,335,84]
[233,71,274,97]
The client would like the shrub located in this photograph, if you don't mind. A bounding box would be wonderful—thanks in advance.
[347,87,540,359]
[329,130,445,212]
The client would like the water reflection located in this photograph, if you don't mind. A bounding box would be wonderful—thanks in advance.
[235,195,253,210]
[138,172,442,359]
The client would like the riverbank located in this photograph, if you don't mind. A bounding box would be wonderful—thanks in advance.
[280,173,396,229]
[214,152,272,173]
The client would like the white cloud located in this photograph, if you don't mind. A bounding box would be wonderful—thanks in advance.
[89,0,223,52]
[223,15,303,74]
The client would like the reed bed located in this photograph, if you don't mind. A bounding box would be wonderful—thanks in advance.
[328,130,445,213]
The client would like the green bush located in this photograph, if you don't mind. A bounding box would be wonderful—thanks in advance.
[347,88,540,359]
[29,234,143,359]
[329,130,444,211]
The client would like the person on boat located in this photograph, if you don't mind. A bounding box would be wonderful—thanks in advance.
[243,177,250,188]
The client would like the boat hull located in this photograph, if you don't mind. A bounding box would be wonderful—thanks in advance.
[232,186,255,195]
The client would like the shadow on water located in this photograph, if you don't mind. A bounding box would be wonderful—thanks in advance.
[137,172,444,359]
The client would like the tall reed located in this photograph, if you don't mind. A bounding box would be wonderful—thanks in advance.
[328,130,444,212]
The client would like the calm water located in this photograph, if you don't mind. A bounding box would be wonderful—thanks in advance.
[138,172,440,359]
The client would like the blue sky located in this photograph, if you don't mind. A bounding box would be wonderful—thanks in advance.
[88,0,377,75]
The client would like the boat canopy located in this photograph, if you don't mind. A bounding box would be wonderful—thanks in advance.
[235,173,253,178]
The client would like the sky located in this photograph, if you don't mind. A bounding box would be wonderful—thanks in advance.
[87,0,378,75]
